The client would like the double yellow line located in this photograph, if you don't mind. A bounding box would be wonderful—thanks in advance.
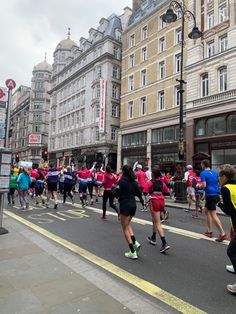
[5,210,206,314]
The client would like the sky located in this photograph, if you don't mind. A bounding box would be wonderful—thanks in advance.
[0,0,132,88]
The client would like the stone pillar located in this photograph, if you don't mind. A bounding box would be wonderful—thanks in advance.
[186,117,194,165]
[147,128,152,169]
[117,131,122,172]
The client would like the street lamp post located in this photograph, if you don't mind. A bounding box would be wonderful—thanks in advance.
[162,1,202,202]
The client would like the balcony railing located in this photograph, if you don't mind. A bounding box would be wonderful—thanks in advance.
[192,89,236,107]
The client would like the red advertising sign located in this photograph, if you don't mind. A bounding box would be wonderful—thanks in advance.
[99,79,106,133]
[5,79,16,90]
[0,87,7,103]
[29,134,41,144]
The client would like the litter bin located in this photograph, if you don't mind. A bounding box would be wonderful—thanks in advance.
[174,180,187,203]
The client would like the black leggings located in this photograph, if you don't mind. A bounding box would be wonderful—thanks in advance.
[102,190,118,216]
[227,232,236,272]
[87,182,94,198]
[63,184,73,203]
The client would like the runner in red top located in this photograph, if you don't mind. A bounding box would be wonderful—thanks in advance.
[143,166,170,253]
[95,166,105,201]
[136,165,147,191]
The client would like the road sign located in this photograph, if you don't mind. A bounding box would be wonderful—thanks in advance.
[5,79,16,90]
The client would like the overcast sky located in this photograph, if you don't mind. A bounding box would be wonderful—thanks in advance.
[0,0,132,88]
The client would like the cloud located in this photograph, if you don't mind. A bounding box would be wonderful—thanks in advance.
[0,0,132,88]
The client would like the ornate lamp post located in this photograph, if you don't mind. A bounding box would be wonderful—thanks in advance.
[162,1,202,202]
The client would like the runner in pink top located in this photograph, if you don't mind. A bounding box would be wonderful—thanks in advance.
[136,165,147,191]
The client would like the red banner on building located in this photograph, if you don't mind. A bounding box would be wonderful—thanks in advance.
[99,79,106,133]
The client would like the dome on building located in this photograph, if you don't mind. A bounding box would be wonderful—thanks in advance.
[55,38,77,50]
[33,60,52,72]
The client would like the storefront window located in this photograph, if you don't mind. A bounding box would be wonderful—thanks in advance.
[152,129,163,143]
[195,143,208,154]
[212,148,236,169]
[206,116,225,136]
[195,120,205,137]
[152,125,181,143]
[227,114,236,133]
[163,127,175,142]
[122,132,147,147]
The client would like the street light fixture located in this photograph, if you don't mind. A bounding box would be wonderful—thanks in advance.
[162,1,202,202]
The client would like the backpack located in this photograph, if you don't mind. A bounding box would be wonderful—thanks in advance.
[152,179,163,193]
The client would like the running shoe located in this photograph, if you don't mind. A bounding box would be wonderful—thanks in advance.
[101,215,108,221]
[215,234,227,242]
[227,283,236,294]
[226,265,235,274]
[192,214,199,219]
[26,203,29,209]
[204,231,213,238]
[147,236,157,245]
[95,198,98,203]
[124,251,138,259]
[160,243,170,253]
[133,241,141,252]
[90,200,93,205]
[54,204,58,209]
[12,201,15,205]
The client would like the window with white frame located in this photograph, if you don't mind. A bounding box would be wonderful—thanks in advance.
[158,91,165,111]
[142,26,148,40]
[95,105,100,122]
[95,127,99,141]
[141,47,147,61]
[33,124,41,133]
[175,54,181,73]
[128,101,134,119]
[96,66,102,78]
[176,6,182,19]
[130,34,135,48]
[141,69,147,86]
[129,54,135,68]
[159,61,165,79]
[219,67,227,92]
[219,4,227,23]
[113,66,120,79]
[113,46,120,59]
[111,103,119,117]
[207,11,214,29]
[160,16,166,29]
[201,73,209,97]
[207,41,214,57]
[219,34,228,52]
[112,84,120,99]
[175,85,180,106]
[81,109,85,125]
[159,37,166,52]
[111,128,117,140]
[176,28,182,44]
[140,97,147,115]
[129,75,134,91]
[115,29,122,41]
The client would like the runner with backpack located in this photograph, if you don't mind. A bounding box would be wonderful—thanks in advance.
[143,166,170,253]
[184,165,196,212]
[191,169,204,218]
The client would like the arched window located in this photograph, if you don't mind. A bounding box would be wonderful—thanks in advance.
[195,120,205,137]
[206,116,225,136]
[218,66,227,92]
[227,114,236,133]
[201,73,209,97]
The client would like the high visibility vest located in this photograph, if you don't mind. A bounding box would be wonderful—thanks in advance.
[224,183,236,232]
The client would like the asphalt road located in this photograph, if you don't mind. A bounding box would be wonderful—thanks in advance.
[4,194,236,314]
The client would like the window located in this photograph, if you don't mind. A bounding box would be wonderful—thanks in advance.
[33,113,42,122]
[111,103,119,117]
[130,34,135,48]
[96,84,100,98]
[128,101,134,119]
[112,84,120,99]
[35,81,44,90]
[142,26,148,40]
[141,47,147,61]
[207,41,214,57]
[111,128,117,140]
[113,66,120,79]
[33,103,43,110]
[140,97,147,115]
[122,132,147,147]
[219,67,227,92]
[81,109,85,125]
[96,66,102,78]
[158,91,165,111]
[207,12,214,29]
[201,73,209,97]
[227,114,236,133]
[160,16,166,29]
[95,105,100,122]
[175,54,181,73]
[128,75,134,91]
[207,116,225,135]
[113,46,120,59]
[159,61,165,79]
[129,54,135,68]
[33,124,41,133]
[141,69,147,86]
[95,127,99,141]
[219,4,227,23]
[175,85,180,106]
[219,35,228,52]
[115,29,121,41]
[159,37,166,52]
[176,28,182,44]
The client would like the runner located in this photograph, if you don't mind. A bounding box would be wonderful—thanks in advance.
[17,167,32,210]
[143,166,170,253]
[184,165,196,212]
[199,159,227,242]
[191,169,204,218]
[136,164,148,212]
[45,162,60,209]
[63,166,76,204]
[95,166,104,202]
[77,162,96,207]
[101,165,119,220]
[217,165,236,293]
[35,168,46,206]
[114,165,144,259]
[8,169,18,205]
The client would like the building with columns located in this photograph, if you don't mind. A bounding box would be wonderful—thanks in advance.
[48,8,132,169]
[186,0,236,169]
[10,59,52,165]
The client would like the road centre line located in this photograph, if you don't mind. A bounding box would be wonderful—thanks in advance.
[4,209,207,314]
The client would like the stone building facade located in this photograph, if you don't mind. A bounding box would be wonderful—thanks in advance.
[10,60,52,165]
[48,8,132,169]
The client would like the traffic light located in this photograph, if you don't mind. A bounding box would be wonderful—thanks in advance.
[42,149,48,161]
[16,154,19,163]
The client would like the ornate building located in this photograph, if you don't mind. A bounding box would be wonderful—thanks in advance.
[48,8,132,169]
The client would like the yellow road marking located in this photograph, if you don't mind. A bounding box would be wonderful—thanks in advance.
[5,209,206,314]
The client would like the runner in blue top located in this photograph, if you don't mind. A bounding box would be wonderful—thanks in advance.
[199,159,227,242]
